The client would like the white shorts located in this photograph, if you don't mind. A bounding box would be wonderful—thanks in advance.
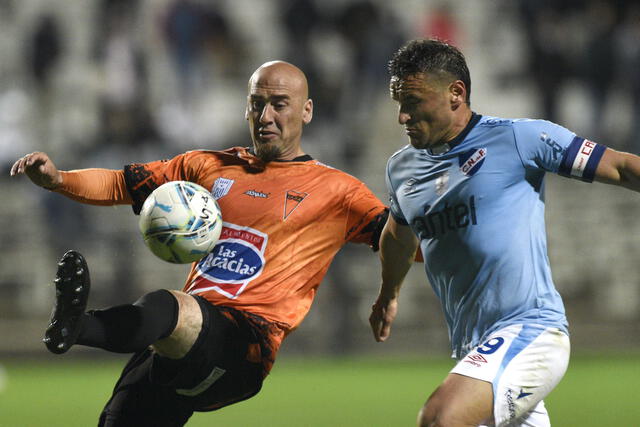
[451,324,570,427]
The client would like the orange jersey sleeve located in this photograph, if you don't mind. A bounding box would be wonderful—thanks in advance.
[123,148,387,340]
[55,169,132,205]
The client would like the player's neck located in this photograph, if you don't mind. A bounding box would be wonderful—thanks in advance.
[277,145,306,161]
[428,109,478,155]
[447,107,473,143]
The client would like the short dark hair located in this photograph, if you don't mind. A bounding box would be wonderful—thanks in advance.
[388,39,471,104]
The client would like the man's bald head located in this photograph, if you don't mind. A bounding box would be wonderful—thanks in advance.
[248,61,309,100]
[245,61,313,161]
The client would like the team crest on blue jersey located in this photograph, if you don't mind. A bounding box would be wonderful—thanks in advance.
[435,172,449,195]
[190,222,267,299]
[459,148,487,176]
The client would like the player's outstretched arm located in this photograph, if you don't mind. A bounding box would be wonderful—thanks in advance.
[594,148,640,192]
[369,215,419,342]
[10,151,62,189]
[10,151,132,206]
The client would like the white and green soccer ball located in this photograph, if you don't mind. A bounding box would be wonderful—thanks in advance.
[139,181,222,264]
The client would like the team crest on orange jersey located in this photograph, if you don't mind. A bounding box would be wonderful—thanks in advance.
[284,190,308,220]
[212,177,234,199]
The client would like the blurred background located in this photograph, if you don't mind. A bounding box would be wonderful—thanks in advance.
[1,0,639,363]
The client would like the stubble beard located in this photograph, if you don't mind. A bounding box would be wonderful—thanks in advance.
[255,142,282,163]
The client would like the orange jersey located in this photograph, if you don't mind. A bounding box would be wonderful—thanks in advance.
[124,148,386,339]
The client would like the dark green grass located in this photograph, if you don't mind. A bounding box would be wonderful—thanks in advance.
[0,353,638,426]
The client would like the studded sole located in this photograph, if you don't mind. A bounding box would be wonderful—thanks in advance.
[43,250,91,354]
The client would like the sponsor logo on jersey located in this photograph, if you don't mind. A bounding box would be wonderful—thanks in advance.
[284,190,308,220]
[412,196,477,239]
[482,118,511,126]
[459,148,486,176]
[212,177,234,200]
[463,352,488,367]
[570,139,597,177]
[189,222,267,299]
[505,388,517,420]
[540,132,565,160]
[558,136,605,182]
[244,189,270,198]
[517,389,533,400]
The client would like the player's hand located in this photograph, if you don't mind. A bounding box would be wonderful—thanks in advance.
[10,151,62,189]
[369,295,398,342]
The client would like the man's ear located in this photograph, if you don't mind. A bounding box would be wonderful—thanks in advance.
[449,80,466,106]
[302,99,313,124]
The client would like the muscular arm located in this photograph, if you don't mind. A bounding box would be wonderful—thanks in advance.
[379,215,419,297]
[594,148,640,192]
[369,215,419,342]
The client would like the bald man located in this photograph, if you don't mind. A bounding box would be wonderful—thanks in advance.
[246,60,313,162]
[11,61,389,426]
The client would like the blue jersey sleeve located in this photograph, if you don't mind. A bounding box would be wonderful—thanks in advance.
[385,159,409,225]
[512,119,606,182]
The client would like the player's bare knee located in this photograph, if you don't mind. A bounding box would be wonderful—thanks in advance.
[418,405,474,427]
[416,388,442,426]
[418,388,489,427]
[152,291,203,359]
[417,403,432,427]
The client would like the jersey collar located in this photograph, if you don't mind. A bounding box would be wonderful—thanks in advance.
[246,148,313,162]
[274,154,313,162]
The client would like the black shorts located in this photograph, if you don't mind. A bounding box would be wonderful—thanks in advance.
[98,297,278,427]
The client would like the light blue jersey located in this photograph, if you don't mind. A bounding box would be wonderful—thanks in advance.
[386,114,606,358]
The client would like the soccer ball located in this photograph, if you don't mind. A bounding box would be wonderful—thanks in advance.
[139,181,223,264]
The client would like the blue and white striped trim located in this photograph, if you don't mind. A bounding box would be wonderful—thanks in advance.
[491,325,546,397]
[558,136,606,182]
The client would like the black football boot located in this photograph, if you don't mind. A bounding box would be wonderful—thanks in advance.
[43,250,91,354]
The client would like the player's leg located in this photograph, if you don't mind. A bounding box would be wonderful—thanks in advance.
[100,300,268,425]
[44,250,202,357]
[98,350,195,427]
[151,290,202,359]
[445,324,570,427]
[418,372,493,426]
[76,289,181,352]
[78,289,201,356]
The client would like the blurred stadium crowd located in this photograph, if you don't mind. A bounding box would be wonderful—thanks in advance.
[1,0,639,356]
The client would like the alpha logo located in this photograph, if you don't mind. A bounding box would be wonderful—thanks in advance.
[517,389,533,400]
[212,177,234,200]
[412,196,477,239]
[284,190,308,220]
[459,148,486,176]
[189,222,267,299]
[244,189,270,198]
[463,353,488,367]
